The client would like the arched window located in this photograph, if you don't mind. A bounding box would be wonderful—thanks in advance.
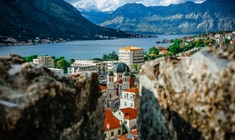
[110,94,112,98]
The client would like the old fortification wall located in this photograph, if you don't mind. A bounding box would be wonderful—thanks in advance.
[0,54,104,140]
[138,45,235,140]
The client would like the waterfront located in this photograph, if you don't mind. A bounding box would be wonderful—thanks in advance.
[0,34,193,60]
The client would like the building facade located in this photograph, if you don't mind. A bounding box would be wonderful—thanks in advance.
[120,87,139,109]
[71,60,108,75]
[104,109,122,140]
[118,46,144,66]
[33,56,54,68]
[114,108,138,133]
[48,68,64,74]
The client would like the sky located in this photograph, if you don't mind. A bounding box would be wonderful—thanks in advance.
[65,0,206,12]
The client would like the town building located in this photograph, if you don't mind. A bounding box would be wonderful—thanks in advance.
[114,108,138,133]
[104,60,119,71]
[104,109,122,140]
[118,46,144,66]
[70,60,108,75]
[67,66,77,75]
[106,63,130,110]
[117,129,138,140]
[120,87,139,109]
[33,56,54,68]
[48,68,64,75]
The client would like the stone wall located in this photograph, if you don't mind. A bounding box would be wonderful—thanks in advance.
[138,45,235,140]
[0,54,104,140]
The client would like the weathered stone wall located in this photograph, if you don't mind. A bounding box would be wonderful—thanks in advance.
[138,45,235,140]
[0,54,104,140]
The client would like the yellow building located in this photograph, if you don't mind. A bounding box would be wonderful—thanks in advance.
[118,46,144,66]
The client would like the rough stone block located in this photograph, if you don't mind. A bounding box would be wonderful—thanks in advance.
[0,54,104,140]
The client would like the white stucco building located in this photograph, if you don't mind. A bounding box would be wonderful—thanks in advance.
[118,46,144,66]
[113,108,138,132]
[120,87,139,109]
[70,60,108,75]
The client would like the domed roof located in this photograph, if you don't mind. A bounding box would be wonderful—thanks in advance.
[122,71,130,76]
[112,63,130,73]
[107,71,114,76]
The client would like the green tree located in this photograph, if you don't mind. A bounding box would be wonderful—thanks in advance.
[55,56,70,73]
[195,39,203,48]
[136,64,142,71]
[102,54,108,61]
[168,38,182,54]
[130,64,137,71]
[24,55,38,62]
[69,58,75,65]
[145,47,159,60]
[107,51,118,60]
[224,38,230,45]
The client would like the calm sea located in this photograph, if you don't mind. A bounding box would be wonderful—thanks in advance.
[0,34,193,60]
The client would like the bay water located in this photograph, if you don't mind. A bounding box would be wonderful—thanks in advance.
[0,34,193,60]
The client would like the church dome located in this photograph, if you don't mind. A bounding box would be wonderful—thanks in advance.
[122,71,130,76]
[112,63,130,73]
[107,71,114,76]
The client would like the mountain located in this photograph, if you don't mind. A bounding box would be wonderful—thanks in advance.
[99,0,235,34]
[0,0,134,42]
[80,9,110,25]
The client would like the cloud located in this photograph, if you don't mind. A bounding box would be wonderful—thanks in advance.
[65,0,206,11]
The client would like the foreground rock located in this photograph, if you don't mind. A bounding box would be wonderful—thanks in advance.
[138,45,235,140]
[0,54,103,140]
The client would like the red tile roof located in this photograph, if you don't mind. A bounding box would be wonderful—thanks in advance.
[104,109,121,131]
[118,129,138,140]
[115,79,123,84]
[100,85,107,91]
[120,108,138,120]
[122,87,139,94]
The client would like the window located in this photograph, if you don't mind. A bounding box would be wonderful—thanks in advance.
[104,133,106,138]
[118,129,121,135]
[111,131,114,136]
[110,94,112,98]
[124,102,127,106]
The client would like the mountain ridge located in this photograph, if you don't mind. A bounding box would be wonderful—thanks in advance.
[95,0,235,34]
[0,0,134,42]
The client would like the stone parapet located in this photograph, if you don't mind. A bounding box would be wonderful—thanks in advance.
[0,54,104,140]
[138,46,235,140]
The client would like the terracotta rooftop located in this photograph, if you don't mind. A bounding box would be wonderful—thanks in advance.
[100,85,107,91]
[118,129,138,140]
[115,79,123,84]
[123,87,139,94]
[104,109,121,131]
[120,108,138,120]
[120,46,143,51]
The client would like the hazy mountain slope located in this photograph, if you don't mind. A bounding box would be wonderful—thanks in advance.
[0,0,132,41]
[80,10,110,25]
[99,0,235,34]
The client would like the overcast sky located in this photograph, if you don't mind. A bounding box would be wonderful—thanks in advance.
[65,0,206,11]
